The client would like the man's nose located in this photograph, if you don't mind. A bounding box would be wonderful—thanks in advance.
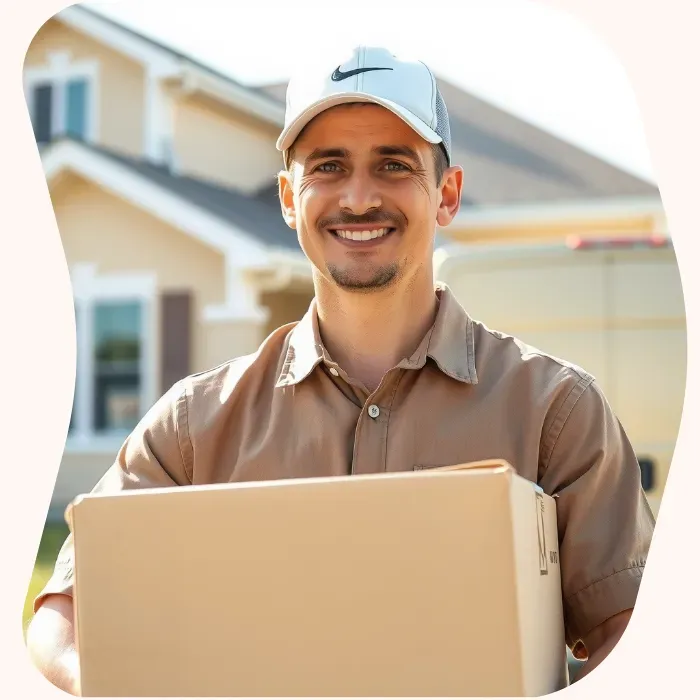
[338,171,382,214]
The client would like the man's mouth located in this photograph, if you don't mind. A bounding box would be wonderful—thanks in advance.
[328,227,395,242]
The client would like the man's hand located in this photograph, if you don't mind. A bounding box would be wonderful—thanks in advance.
[26,594,80,696]
[572,608,633,682]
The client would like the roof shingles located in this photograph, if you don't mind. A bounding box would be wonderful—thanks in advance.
[257,78,658,205]
[76,140,301,251]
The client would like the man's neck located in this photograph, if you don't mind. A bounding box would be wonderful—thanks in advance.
[315,272,439,393]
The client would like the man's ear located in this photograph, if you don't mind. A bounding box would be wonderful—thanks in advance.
[278,169,297,230]
[436,165,463,228]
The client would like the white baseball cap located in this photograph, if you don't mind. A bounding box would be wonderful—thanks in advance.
[276,46,452,164]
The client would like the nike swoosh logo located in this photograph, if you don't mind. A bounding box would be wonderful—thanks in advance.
[331,66,394,81]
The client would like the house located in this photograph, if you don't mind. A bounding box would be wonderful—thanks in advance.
[24,4,677,518]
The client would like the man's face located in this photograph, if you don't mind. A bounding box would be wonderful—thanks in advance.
[279,104,460,293]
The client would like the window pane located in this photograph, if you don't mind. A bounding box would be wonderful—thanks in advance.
[66,79,88,140]
[93,302,142,433]
[638,457,656,492]
[32,83,53,143]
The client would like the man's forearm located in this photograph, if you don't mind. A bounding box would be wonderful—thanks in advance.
[26,595,80,696]
[573,608,632,681]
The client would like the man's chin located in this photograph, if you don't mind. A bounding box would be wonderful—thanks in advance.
[327,264,399,292]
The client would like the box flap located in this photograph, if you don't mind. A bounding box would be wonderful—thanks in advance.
[424,458,515,474]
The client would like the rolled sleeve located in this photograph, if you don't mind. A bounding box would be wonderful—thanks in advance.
[539,377,655,647]
[33,380,192,613]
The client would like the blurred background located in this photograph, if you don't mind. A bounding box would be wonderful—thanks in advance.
[21,0,685,675]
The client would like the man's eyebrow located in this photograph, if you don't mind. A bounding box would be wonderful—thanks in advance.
[304,147,350,163]
[374,145,423,166]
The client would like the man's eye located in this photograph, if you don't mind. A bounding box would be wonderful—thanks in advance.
[384,161,410,171]
[317,162,341,173]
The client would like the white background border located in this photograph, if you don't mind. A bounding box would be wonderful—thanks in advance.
[1,1,697,697]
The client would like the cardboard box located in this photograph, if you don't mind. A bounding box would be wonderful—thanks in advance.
[68,460,569,697]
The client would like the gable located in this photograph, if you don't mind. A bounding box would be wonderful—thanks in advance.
[51,173,228,311]
[173,93,282,193]
[54,5,283,126]
[42,139,276,265]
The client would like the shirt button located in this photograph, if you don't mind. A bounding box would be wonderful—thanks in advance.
[329,367,339,377]
[368,404,380,419]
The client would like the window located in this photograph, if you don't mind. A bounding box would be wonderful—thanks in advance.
[24,52,97,145]
[68,266,155,449]
[32,83,53,143]
[93,302,143,433]
[29,77,91,143]
[638,457,656,492]
[66,78,89,138]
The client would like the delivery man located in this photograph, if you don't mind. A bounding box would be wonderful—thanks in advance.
[27,46,654,695]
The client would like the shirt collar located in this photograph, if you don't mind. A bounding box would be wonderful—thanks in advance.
[275,297,326,388]
[275,282,478,388]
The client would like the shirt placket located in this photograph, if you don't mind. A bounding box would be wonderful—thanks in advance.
[350,368,404,476]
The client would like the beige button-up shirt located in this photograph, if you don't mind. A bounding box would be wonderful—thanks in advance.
[37,284,654,647]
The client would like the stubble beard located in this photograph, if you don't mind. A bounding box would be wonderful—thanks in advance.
[326,261,401,292]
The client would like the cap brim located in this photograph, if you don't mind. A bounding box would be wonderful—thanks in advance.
[276,93,442,153]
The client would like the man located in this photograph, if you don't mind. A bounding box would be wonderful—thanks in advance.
[27,47,654,695]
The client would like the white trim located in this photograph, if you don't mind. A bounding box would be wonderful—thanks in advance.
[239,249,313,293]
[161,86,177,171]
[68,264,157,443]
[143,67,178,165]
[447,196,665,230]
[433,237,674,280]
[267,249,313,274]
[24,50,100,143]
[43,139,269,265]
[71,263,157,302]
[59,6,283,128]
[58,6,180,77]
[143,69,162,161]
[178,66,284,127]
[203,305,271,324]
[73,297,91,439]
[203,263,270,323]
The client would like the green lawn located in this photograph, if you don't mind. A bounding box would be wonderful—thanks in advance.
[22,520,70,635]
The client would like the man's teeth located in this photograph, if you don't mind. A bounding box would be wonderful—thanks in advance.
[335,228,391,241]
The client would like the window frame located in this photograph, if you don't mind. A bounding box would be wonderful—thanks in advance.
[24,50,99,144]
[66,264,157,454]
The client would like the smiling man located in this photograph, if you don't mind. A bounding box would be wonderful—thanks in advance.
[27,47,654,694]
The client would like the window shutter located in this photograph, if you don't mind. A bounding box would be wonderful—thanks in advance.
[160,291,192,394]
[638,457,656,492]
[33,83,53,143]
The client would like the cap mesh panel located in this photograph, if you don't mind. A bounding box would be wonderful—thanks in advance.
[434,87,452,164]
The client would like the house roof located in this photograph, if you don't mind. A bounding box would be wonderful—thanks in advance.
[45,137,456,253]
[256,81,658,206]
[59,6,284,126]
[92,142,302,252]
[61,6,659,210]
[44,136,301,254]
[71,6,279,110]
